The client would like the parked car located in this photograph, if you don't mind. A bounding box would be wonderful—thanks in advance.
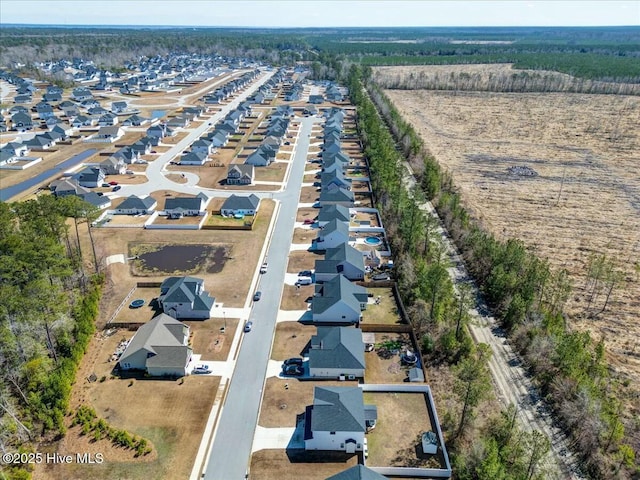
[298,270,313,277]
[283,357,303,366]
[101,183,111,188]
[112,185,122,192]
[253,291,262,302]
[192,365,209,374]
[260,262,268,274]
[282,364,303,376]
[296,276,313,286]
[303,218,315,225]
[243,321,253,332]
[108,181,118,185]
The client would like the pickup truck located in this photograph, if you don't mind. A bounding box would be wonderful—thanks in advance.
[260,262,268,274]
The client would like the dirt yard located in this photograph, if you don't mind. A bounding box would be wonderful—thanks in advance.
[364,333,416,384]
[379,65,640,385]
[271,321,314,360]
[249,449,358,480]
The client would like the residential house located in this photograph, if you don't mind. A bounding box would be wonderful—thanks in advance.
[190,138,214,155]
[72,115,96,128]
[91,126,124,142]
[74,167,105,188]
[220,194,260,217]
[111,101,128,113]
[114,195,157,215]
[314,219,350,251]
[308,327,365,379]
[122,114,148,127]
[321,171,351,191]
[112,146,141,164]
[50,178,89,198]
[117,313,192,377]
[309,94,325,104]
[317,204,351,228]
[325,466,387,480]
[244,149,271,167]
[24,134,55,150]
[315,244,365,282]
[71,87,93,101]
[98,113,118,126]
[158,276,215,320]
[226,164,254,185]
[180,151,208,166]
[167,116,190,129]
[35,102,55,119]
[207,130,229,148]
[311,274,368,325]
[147,123,173,139]
[130,137,154,156]
[99,156,127,175]
[50,123,74,137]
[11,112,33,131]
[14,94,32,104]
[304,386,377,452]
[164,193,209,218]
[78,191,111,210]
[319,187,355,207]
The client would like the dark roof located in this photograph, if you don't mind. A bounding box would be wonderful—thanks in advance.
[325,465,388,480]
[164,196,204,211]
[117,195,157,211]
[312,274,368,316]
[221,194,259,211]
[307,386,367,434]
[309,327,365,371]
[318,204,350,223]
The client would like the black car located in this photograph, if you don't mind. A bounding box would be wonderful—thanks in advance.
[298,270,313,277]
[253,291,262,302]
[284,357,303,366]
[282,364,303,376]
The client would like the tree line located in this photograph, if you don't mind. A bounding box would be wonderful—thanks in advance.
[0,195,103,480]
[347,64,636,478]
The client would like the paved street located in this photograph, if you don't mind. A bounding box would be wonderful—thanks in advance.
[202,116,319,480]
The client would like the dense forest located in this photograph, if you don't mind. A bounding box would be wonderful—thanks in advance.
[1,25,639,82]
[0,196,102,479]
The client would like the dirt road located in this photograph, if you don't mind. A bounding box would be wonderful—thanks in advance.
[401,164,585,479]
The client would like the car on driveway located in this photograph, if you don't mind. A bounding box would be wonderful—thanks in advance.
[112,185,122,192]
[303,218,315,225]
[282,364,303,376]
[108,181,118,185]
[372,272,390,281]
[101,183,111,188]
[193,365,209,374]
[253,291,262,302]
[243,321,253,332]
[284,357,303,366]
[298,270,313,277]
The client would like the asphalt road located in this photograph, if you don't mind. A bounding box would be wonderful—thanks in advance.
[203,116,319,480]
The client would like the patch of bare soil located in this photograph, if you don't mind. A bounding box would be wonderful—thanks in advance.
[381,69,640,388]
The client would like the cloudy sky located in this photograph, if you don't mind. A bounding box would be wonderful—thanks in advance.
[1,1,638,27]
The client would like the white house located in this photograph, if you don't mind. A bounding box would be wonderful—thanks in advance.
[313,219,350,251]
[304,386,377,453]
[158,276,215,319]
[114,195,157,215]
[117,313,192,377]
[311,274,368,325]
[220,194,260,217]
[315,243,366,282]
[164,193,209,218]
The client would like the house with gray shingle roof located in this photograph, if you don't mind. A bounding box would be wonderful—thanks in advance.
[317,204,351,228]
[117,313,192,377]
[164,193,209,218]
[314,219,350,251]
[304,386,376,453]
[315,244,365,282]
[220,194,260,217]
[311,274,368,325]
[159,276,215,320]
[226,164,254,185]
[114,195,157,215]
[309,327,365,379]
[319,187,355,207]
[326,465,387,480]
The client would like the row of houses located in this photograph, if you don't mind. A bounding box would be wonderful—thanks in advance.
[202,69,260,104]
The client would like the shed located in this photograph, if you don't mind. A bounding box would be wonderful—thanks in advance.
[421,431,438,455]
[408,367,425,383]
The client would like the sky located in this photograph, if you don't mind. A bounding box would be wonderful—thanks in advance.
[0,0,638,28]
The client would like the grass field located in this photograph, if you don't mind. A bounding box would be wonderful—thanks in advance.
[378,64,640,387]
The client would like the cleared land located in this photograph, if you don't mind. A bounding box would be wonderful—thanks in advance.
[378,65,640,387]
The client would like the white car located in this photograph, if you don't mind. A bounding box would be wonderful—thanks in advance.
[192,365,209,374]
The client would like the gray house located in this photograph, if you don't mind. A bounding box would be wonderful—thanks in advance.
[326,466,387,480]
[118,313,192,377]
[317,204,351,227]
[158,276,215,320]
[220,194,260,217]
[226,164,254,185]
[164,193,209,218]
[304,386,377,452]
[75,167,106,188]
[315,243,365,282]
[114,195,157,215]
[319,187,355,207]
[314,219,350,251]
[311,274,368,325]
[309,327,365,379]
